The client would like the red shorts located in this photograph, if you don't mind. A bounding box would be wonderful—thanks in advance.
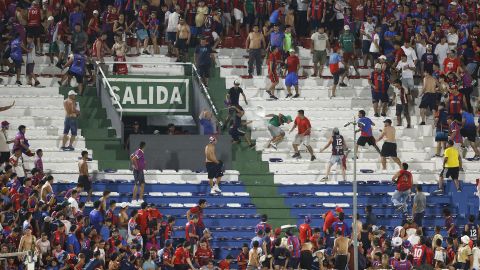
[343,52,354,63]
[269,72,279,83]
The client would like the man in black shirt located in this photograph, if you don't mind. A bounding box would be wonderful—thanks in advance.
[225,80,248,128]
[195,36,213,86]
[421,44,438,74]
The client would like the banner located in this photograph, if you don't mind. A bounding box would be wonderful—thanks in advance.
[107,77,190,114]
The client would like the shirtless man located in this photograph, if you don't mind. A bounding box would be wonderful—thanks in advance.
[40,175,54,202]
[112,34,128,75]
[62,90,80,151]
[18,226,36,253]
[78,150,92,202]
[205,136,223,194]
[377,119,402,170]
[419,70,438,125]
[245,25,266,77]
[175,18,191,62]
[333,230,351,270]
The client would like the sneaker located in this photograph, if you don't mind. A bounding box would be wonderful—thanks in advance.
[60,146,67,151]
[292,152,301,158]
[34,81,40,87]
[138,199,144,204]
[57,81,62,86]
[55,62,63,69]
[293,94,300,98]
[462,146,468,158]
[419,121,426,125]
[143,50,150,55]
[271,143,278,150]
[374,113,380,117]
[67,146,75,151]
[339,83,347,87]
[457,188,462,192]
[285,93,292,98]
[310,155,316,161]
[210,189,217,195]
[406,125,411,128]
[381,113,387,117]
[131,200,138,205]
[249,143,256,149]
[320,176,328,181]
[213,185,222,193]
[15,80,22,85]
[473,155,480,161]
[269,94,278,100]
[432,189,444,195]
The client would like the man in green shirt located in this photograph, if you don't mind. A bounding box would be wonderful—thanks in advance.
[266,113,293,149]
[339,25,360,78]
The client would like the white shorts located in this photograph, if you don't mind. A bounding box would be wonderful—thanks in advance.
[233,8,243,23]
[268,124,284,137]
[293,134,310,146]
[212,31,219,41]
[329,155,343,165]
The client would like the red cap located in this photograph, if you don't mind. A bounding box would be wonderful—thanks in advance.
[274,228,282,236]
[335,206,343,213]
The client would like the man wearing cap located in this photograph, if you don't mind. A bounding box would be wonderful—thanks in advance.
[391,163,412,213]
[284,49,300,98]
[370,63,390,117]
[225,80,248,127]
[456,235,473,269]
[310,26,329,77]
[265,113,292,149]
[377,119,402,170]
[435,140,462,194]
[246,25,266,77]
[205,137,223,194]
[131,141,146,204]
[0,121,13,167]
[61,90,80,151]
[319,127,348,181]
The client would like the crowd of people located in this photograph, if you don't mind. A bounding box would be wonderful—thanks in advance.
[1,0,480,269]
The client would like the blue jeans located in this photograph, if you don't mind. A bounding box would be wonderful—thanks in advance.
[391,190,410,207]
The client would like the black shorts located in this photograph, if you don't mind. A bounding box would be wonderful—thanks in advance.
[27,25,43,38]
[381,142,397,157]
[78,175,91,191]
[372,90,389,103]
[440,167,459,180]
[173,265,189,270]
[362,40,371,54]
[198,64,211,78]
[0,152,9,164]
[419,93,437,111]
[395,104,409,116]
[357,136,376,146]
[332,68,345,85]
[229,127,246,142]
[26,63,34,75]
[335,254,348,270]
[133,169,145,185]
[67,70,84,84]
[175,38,188,51]
[206,162,223,179]
[460,127,477,142]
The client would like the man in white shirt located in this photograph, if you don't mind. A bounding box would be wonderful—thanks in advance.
[369,26,382,65]
[446,26,459,51]
[9,148,25,180]
[311,26,329,77]
[434,37,449,71]
[360,15,375,67]
[166,5,181,57]
[67,189,80,218]
[396,55,416,98]
[401,41,418,64]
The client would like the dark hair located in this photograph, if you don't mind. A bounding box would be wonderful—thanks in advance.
[139,141,146,148]
[18,125,26,131]
[253,240,259,248]
[168,216,176,223]
[443,208,451,216]
[81,151,88,157]
[366,205,372,212]
[198,199,207,205]
[109,200,117,207]
[93,200,101,209]
[338,212,345,221]
[436,238,442,247]
[131,209,138,217]
[261,214,268,222]
[469,215,475,222]
[402,163,408,170]
[298,110,305,115]
[36,149,42,154]
[183,241,191,248]
[416,185,422,192]
[359,110,366,117]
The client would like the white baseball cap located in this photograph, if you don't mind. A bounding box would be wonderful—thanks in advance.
[378,55,387,60]
[461,235,470,245]
[450,1,457,5]
[344,25,350,31]
[48,16,54,21]
[233,80,240,85]
[93,10,99,14]
[68,90,77,96]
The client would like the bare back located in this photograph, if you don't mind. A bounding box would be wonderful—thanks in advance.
[64,98,76,117]
[79,159,88,176]
[205,144,216,163]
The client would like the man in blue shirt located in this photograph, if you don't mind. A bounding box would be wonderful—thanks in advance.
[250,230,264,249]
[59,50,86,95]
[460,108,480,160]
[269,3,285,25]
[269,24,284,51]
[66,225,81,254]
[354,110,381,158]
[89,200,104,233]
[10,33,25,85]
[195,37,213,87]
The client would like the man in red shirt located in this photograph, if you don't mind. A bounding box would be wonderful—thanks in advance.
[27,1,42,54]
[172,241,195,270]
[290,110,316,161]
[285,49,300,98]
[391,163,412,213]
[185,214,199,245]
[298,215,312,244]
[412,237,427,267]
[267,46,281,100]
[323,207,342,234]
[443,50,461,74]
[136,202,149,236]
[310,228,322,251]
[237,243,249,270]
[195,240,213,267]
[187,199,207,237]
[219,255,234,270]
